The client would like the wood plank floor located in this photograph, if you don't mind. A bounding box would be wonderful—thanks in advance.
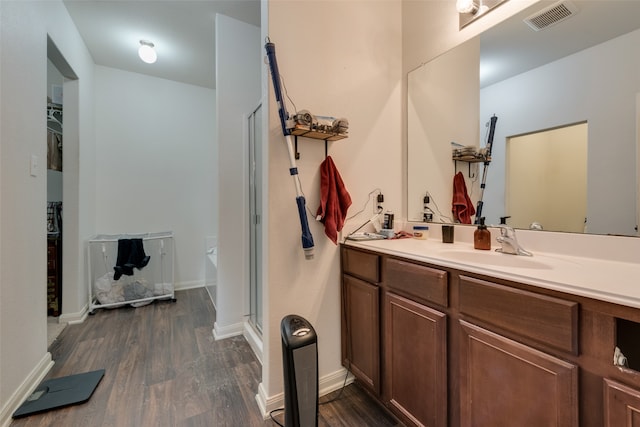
[11,288,400,427]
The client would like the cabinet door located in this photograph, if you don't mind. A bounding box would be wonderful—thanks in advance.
[459,320,578,427]
[385,292,447,427]
[343,274,380,394]
[604,378,640,426]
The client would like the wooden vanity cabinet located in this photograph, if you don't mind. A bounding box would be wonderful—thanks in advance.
[457,275,579,426]
[341,245,640,426]
[384,292,447,427]
[341,247,381,395]
[459,320,578,426]
[604,378,640,426]
[383,257,448,427]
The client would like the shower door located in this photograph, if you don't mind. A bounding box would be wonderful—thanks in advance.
[248,103,263,334]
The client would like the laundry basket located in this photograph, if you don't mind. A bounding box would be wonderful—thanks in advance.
[87,231,174,313]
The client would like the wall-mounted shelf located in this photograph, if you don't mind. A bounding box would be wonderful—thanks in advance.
[452,155,489,163]
[453,155,490,178]
[291,125,348,141]
[291,125,348,159]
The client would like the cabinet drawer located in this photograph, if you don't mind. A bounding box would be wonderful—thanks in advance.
[384,258,448,307]
[459,276,578,354]
[342,247,380,283]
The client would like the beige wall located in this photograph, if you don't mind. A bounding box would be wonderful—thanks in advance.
[261,0,403,410]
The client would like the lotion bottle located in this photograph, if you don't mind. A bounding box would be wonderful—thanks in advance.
[474,218,491,250]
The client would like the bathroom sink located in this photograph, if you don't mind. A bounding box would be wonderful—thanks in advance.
[436,250,553,270]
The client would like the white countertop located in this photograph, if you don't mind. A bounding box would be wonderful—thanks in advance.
[345,237,640,310]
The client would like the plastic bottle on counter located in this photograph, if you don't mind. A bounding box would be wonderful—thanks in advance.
[413,225,429,240]
[474,218,491,250]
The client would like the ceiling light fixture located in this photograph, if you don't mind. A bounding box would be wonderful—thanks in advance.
[458,0,508,30]
[138,40,157,64]
[456,0,479,15]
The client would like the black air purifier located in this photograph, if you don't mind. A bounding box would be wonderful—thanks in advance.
[281,314,318,427]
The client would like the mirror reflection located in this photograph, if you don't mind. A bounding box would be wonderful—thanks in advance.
[407,0,640,237]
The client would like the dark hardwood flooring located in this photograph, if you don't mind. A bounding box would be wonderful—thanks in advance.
[11,288,399,427]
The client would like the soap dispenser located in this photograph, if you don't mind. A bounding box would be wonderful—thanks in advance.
[474,217,491,250]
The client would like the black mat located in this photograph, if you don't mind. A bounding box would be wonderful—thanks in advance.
[12,369,105,418]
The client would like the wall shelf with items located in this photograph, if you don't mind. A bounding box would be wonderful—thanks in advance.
[292,125,348,160]
[452,144,490,177]
[453,155,489,178]
[291,124,348,141]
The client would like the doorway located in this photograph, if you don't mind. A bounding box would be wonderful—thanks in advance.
[46,36,78,344]
[506,122,588,233]
[248,103,263,335]
[46,59,64,318]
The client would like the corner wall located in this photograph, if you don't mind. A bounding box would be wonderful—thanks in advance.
[260,0,403,409]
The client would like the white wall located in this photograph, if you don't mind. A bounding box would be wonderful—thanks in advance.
[94,66,216,288]
[259,0,403,411]
[481,28,640,235]
[0,0,95,422]
[214,15,261,338]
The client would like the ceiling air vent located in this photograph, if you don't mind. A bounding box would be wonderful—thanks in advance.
[524,1,579,31]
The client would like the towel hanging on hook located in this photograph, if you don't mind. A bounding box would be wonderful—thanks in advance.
[316,156,351,244]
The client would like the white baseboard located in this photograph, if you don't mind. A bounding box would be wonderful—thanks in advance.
[58,283,203,325]
[59,302,89,325]
[212,320,244,340]
[174,280,204,291]
[255,367,354,420]
[0,352,54,427]
[243,321,263,365]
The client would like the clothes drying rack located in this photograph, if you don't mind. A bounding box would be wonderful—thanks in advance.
[87,231,175,313]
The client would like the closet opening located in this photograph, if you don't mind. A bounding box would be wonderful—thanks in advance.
[46,35,78,346]
[46,59,64,318]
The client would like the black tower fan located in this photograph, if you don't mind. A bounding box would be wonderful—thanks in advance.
[281,314,318,427]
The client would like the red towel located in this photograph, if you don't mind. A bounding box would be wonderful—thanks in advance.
[316,156,352,244]
[452,171,475,224]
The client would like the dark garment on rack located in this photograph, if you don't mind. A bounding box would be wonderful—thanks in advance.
[47,202,63,234]
[113,239,151,280]
[47,131,62,171]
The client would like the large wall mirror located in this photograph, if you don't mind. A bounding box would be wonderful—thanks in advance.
[408,0,640,237]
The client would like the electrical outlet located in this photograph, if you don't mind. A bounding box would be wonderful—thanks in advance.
[423,193,433,222]
[374,192,384,214]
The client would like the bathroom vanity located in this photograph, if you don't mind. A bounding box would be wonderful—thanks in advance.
[341,238,640,427]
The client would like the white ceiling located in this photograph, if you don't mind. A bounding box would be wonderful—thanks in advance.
[64,1,640,91]
[63,0,261,89]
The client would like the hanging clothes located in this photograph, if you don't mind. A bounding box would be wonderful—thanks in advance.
[113,239,151,280]
[452,171,475,224]
[316,156,352,244]
[47,131,62,171]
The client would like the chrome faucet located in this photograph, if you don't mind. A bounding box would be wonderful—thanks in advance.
[495,226,532,256]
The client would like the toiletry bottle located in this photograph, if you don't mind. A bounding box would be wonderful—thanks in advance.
[474,218,491,250]
[383,211,394,230]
